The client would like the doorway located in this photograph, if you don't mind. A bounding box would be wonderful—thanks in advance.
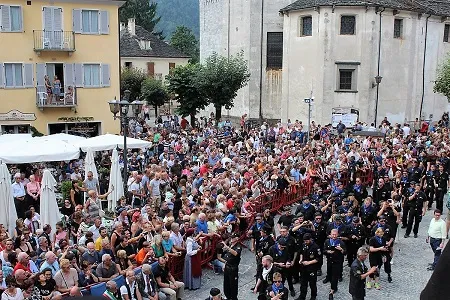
[46,63,64,100]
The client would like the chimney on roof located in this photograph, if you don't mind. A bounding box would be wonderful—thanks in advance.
[127,18,136,36]
[120,22,126,32]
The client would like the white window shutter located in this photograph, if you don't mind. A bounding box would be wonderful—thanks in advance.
[72,9,82,33]
[1,5,11,32]
[0,63,4,88]
[23,64,34,88]
[64,63,75,87]
[74,63,84,87]
[101,64,110,87]
[100,10,109,34]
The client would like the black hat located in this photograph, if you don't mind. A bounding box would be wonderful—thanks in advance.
[262,226,272,234]
[410,181,416,185]
[210,288,221,297]
[230,232,240,239]
[348,192,355,196]
[352,216,360,223]
[303,233,312,240]
[334,215,342,221]
[278,239,287,246]
[378,215,386,220]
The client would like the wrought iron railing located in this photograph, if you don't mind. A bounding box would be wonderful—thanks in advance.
[36,85,77,108]
[33,30,75,52]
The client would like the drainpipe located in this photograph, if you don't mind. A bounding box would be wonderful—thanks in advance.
[419,15,431,120]
[374,7,385,127]
[227,0,231,58]
[259,0,264,120]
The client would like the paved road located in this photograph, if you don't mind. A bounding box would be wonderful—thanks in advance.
[185,206,439,300]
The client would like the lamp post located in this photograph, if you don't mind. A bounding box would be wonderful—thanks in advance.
[304,95,314,143]
[108,90,144,191]
[374,75,383,127]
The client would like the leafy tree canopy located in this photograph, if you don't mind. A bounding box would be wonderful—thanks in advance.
[166,64,207,124]
[170,26,199,63]
[119,0,163,38]
[141,77,169,115]
[196,52,250,121]
[434,55,450,103]
[120,67,147,101]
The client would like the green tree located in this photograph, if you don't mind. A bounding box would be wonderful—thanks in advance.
[197,52,250,123]
[166,64,207,126]
[170,26,199,63]
[119,0,163,38]
[120,67,147,101]
[434,55,450,102]
[141,78,169,116]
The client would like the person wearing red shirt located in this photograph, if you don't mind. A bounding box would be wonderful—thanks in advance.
[199,161,209,176]
[13,252,32,275]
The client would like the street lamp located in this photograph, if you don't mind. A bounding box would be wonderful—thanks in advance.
[108,90,144,191]
[304,96,314,143]
[374,75,383,126]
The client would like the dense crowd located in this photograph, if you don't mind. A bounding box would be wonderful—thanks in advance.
[2,112,450,300]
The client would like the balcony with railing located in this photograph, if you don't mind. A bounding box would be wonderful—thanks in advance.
[33,30,75,54]
[36,85,77,109]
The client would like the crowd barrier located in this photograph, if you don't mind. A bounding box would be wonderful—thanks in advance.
[74,169,373,293]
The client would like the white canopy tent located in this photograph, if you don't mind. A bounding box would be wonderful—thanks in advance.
[107,149,123,211]
[77,134,152,152]
[84,148,98,180]
[40,169,62,235]
[43,133,86,143]
[0,163,18,236]
[0,134,32,143]
[0,138,80,164]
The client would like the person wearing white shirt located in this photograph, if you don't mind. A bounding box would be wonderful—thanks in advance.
[120,270,142,300]
[137,264,167,300]
[11,173,26,219]
[71,167,82,181]
[427,209,447,271]
[402,124,411,137]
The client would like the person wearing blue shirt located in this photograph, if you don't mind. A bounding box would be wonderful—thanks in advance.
[290,166,300,182]
[195,213,209,234]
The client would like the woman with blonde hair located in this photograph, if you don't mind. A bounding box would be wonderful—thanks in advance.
[368,227,392,289]
[151,234,167,259]
[115,249,132,275]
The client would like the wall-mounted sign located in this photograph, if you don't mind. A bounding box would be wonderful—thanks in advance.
[0,110,36,121]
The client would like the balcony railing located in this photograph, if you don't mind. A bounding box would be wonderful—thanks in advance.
[36,85,77,109]
[33,30,75,52]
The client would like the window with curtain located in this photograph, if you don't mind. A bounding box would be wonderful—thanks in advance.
[10,6,22,31]
[5,63,23,87]
[82,10,99,34]
[84,64,100,87]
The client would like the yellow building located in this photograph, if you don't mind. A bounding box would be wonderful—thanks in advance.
[0,0,124,136]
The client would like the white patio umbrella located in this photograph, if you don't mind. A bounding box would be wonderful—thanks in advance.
[40,169,62,235]
[107,149,123,211]
[84,148,98,180]
[0,163,18,236]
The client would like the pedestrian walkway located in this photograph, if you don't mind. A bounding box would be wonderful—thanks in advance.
[185,206,438,299]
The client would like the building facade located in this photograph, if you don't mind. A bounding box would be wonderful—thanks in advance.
[120,18,190,85]
[199,0,292,121]
[199,0,450,125]
[280,0,450,126]
[0,0,123,136]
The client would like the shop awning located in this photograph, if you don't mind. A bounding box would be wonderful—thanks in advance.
[76,134,152,152]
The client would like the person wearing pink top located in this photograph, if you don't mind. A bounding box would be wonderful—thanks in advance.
[26,175,41,213]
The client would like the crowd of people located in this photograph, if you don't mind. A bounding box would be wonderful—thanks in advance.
[2,112,450,300]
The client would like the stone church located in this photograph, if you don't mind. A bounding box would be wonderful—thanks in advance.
[200,0,450,126]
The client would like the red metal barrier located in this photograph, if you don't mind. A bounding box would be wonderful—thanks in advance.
[167,252,186,280]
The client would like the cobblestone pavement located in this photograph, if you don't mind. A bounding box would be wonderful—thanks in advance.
[185,205,439,300]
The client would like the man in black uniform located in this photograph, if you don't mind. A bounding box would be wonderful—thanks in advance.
[424,164,437,210]
[323,229,346,300]
[290,215,314,283]
[277,207,295,231]
[295,233,320,300]
[349,178,368,203]
[223,232,242,300]
[402,181,416,228]
[349,247,377,300]
[346,217,365,267]
[271,226,296,297]
[254,226,275,286]
[408,160,423,183]
[404,183,427,238]
[295,197,316,221]
[312,213,327,276]
[372,178,390,206]
[435,164,449,212]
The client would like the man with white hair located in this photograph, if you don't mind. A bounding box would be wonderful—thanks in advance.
[39,251,60,275]
[96,254,119,282]
[12,172,26,218]
[136,264,166,300]
[13,252,36,278]
[103,280,120,300]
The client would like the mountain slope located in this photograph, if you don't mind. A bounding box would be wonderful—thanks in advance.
[153,0,200,39]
